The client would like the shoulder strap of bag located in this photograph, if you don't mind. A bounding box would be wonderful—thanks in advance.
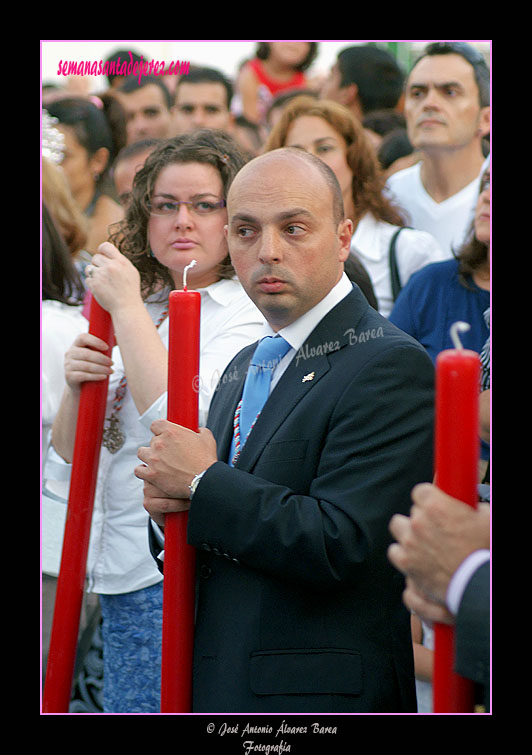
[389,227,410,302]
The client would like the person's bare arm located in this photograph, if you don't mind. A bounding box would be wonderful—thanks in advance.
[238,65,261,125]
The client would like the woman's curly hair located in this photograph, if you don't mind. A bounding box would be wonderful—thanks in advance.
[109,129,250,299]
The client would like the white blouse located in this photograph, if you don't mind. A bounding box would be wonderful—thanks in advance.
[42,300,88,577]
[44,279,265,594]
[350,212,448,318]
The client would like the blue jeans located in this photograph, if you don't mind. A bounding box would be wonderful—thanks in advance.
[99,581,163,713]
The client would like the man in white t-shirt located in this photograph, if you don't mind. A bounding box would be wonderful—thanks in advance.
[386,42,490,256]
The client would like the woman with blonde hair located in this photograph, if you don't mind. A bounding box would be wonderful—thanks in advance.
[42,157,88,259]
[264,96,446,317]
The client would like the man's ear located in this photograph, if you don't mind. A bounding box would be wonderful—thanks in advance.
[338,218,353,262]
[478,106,490,138]
[338,82,359,108]
[89,146,110,178]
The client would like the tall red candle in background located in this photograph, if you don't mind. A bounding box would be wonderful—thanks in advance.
[433,322,479,713]
[43,296,113,713]
[160,261,200,713]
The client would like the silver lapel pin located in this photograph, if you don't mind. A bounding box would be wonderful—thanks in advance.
[302,371,315,383]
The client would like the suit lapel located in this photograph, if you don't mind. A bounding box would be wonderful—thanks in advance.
[234,288,368,471]
[234,349,330,470]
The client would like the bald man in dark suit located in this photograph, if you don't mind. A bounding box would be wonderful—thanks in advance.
[136,148,435,712]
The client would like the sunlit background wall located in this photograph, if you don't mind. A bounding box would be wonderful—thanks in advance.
[41,40,490,95]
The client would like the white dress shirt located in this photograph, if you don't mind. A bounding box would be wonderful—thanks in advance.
[44,278,264,594]
[446,549,490,615]
[262,272,354,391]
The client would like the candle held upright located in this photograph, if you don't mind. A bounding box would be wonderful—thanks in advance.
[432,321,480,713]
[160,261,201,713]
[43,296,113,713]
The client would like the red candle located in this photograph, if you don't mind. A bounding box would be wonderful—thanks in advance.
[432,322,479,713]
[43,296,113,713]
[160,263,200,713]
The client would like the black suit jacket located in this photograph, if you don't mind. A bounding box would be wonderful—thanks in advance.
[455,559,490,711]
[154,285,435,713]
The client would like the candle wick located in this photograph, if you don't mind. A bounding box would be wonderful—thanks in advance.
[183,260,197,291]
[449,321,471,350]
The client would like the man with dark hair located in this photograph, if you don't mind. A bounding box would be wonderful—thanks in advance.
[416,42,490,109]
[135,148,435,713]
[111,138,161,206]
[172,66,235,135]
[117,75,174,144]
[386,42,490,256]
[104,49,143,89]
[321,44,405,119]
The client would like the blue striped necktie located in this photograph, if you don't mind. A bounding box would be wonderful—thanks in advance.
[229,335,291,464]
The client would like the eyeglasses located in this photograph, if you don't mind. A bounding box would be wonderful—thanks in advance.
[146,197,227,217]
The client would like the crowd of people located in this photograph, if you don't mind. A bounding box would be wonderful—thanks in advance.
[42,41,491,715]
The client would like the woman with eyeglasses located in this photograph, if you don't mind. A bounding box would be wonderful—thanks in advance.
[48,130,265,713]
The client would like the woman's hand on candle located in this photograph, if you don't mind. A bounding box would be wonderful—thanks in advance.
[53,331,113,463]
[86,242,142,315]
[64,332,113,392]
[135,420,217,499]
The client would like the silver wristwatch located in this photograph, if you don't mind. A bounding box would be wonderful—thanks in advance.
[189,470,206,499]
